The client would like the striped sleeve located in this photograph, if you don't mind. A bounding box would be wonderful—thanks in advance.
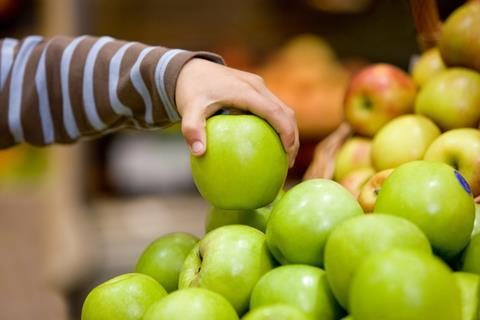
[0,35,224,148]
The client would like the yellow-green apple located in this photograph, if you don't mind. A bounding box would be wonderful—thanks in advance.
[461,233,480,276]
[179,225,274,314]
[334,137,373,181]
[324,214,431,310]
[453,272,480,320]
[135,233,198,293]
[424,129,480,196]
[439,2,480,72]
[250,265,344,320]
[415,68,480,130]
[473,204,480,237]
[191,115,288,210]
[205,190,285,233]
[411,47,446,87]
[357,169,393,213]
[81,273,167,320]
[143,288,238,320]
[266,179,363,266]
[344,63,417,137]
[349,249,462,320]
[371,115,441,171]
[374,161,475,260]
[339,167,375,198]
[340,317,353,320]
[242,305,309,320]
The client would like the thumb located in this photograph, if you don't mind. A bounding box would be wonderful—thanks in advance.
[181,109,207,156]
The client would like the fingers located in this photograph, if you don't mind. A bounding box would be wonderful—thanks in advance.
[181,106,207,156]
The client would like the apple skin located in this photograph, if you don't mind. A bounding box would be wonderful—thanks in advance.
[81,273,167,320]
[374,161,475,260]
[191,115,288,210]
[473,204,480,237]
[324,214,432,310]
[178,225,275,314]
[415,68,480,130]
[439,2,480,72]
[461,233,480,276]
[411,47,446,87]
[424,129,480,196]
[266,179,363,267]
[205,190,285,233]
[339,167,375,198]
[250,265,345,320]
[143,288,238,320]
[242,304,309,320]
[350,249,462,320]
[334,137,373,182]
[357,169,393,213]
[134,233,198,293]
[344,63,417,137]
[371,115,441,171]
[453,272,480,320]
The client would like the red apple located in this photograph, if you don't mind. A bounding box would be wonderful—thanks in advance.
[334,137,373,182]
[344,64,417,137]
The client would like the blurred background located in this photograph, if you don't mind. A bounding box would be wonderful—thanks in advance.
[0,0,464,319]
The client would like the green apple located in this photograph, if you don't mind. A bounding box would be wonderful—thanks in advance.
[350,249,462,320]
[205,190,285,233]
[143,288,238,320]
[135,232,198,293]
[250,265,345,320]
[357,169,393,213]
[344,63,417,137]
[454,272,480,320]
[424,129,480,196]
[473,204,480,237]
[81,273,167,320]
[339,167,375,198]
[439,2,480,72]
[190,115,288,210]
[371,115,441,171]
[340,317,353,320]
[324,214,431,310]
[179,225,275,314]
[374,160,475,259]
[242,305,309,320]
[461,233,480,276]
[411,47,446,87]
[266,179,363,266]
[334,137,373,181]
[415,68,480,130]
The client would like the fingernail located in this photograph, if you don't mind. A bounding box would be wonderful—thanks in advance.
[192,141,204,155]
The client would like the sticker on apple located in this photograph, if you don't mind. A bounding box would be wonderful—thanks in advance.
[455,170,472,195]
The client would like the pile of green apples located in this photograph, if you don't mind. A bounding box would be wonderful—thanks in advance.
[81,3,480,320]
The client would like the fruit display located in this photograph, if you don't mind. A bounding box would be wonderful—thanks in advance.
[81,2,480,319]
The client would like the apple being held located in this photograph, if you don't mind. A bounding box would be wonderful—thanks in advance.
[266,179,363,267]
[324,214,431,310]
[415,68,480,130]
[339,167,375,198]
[333,137,373,182]
[250,265,345,320]
[411,47,446,87]
[190,115,288,210]
[135,232,198,293]
[374,161,475,260]
[453,272,480,320]
[439,2,480,72]
[143,288,238,320]
[242,304,309,320]
[371,115,441,171]
[179,225,275,314]
[357,169,393,213]
[349,249,462,320]
[424,128,480,196]
[344,63,417,137]
[81,273,167,320]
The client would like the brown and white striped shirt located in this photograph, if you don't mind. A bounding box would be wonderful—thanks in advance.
[0,35,223,148]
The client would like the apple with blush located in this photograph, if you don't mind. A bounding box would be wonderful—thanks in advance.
[357,169,393,213]
[334,137,372,182]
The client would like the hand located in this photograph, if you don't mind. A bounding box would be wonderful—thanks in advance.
[176,58,299,167]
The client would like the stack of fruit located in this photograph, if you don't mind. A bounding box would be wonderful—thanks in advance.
[81,3,480,320]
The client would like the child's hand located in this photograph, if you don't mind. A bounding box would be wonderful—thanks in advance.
[176,58,299,167]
